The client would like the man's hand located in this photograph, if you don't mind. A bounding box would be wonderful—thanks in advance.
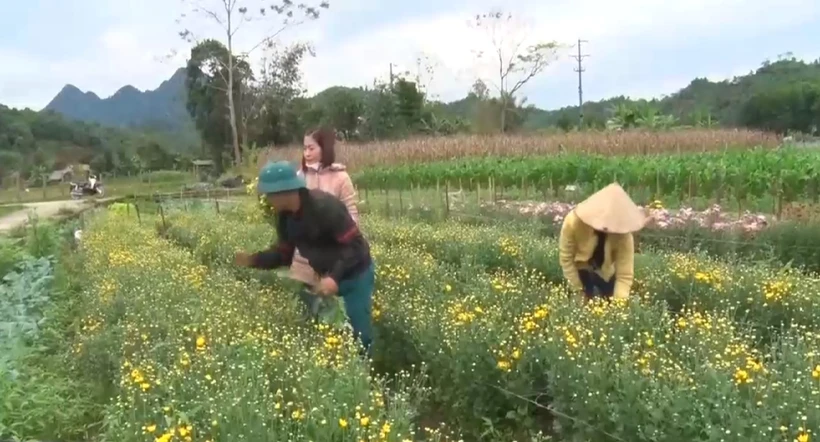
[234,251,254,268]
[316,277,339,296]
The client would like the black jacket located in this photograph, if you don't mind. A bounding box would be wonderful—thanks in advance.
[250,189,371,283]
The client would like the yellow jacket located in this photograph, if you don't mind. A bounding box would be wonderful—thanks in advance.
[558,210,635,299]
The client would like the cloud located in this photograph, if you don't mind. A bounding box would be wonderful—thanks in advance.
[1,0,819,111]
[301,0,820,106]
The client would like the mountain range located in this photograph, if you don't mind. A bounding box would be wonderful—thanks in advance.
[44,68,193,132]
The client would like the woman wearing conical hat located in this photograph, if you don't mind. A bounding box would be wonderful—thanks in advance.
[558,183,647,301]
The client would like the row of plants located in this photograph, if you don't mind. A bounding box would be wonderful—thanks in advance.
[362,216,820,343]
[0,219,97,441]
[363,195,820,276]
[265,129,779,170]
[159,204,819,441]
[472,202,820,274]
[64,208,463,442]
[352,148,820,203]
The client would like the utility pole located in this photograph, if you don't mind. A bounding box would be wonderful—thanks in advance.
[389,63,395,88]
[570,39,590,128]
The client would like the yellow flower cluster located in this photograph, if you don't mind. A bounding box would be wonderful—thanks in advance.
[67,208,462,441]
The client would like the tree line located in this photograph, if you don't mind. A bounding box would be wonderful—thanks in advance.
[538,56,820,135]
[0,104,200,184]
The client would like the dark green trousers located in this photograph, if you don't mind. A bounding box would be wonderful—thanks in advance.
[295,263,375,357]
[337,262,375,358]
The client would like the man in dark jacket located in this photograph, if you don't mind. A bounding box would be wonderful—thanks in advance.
[235,161,375,357]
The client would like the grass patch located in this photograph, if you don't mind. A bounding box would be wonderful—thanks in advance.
[0,205,23,217]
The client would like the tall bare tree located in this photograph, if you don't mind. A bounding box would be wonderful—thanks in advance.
[413,52,441,100]
[471,10,561,133]
[245,41,314,145]
[177,0,328,165]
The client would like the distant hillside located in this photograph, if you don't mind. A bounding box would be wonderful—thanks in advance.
[44,68,194,133]
[525,57,820,130]
[0,103,199,182]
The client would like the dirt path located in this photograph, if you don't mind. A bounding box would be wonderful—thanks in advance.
[0,200,93,232]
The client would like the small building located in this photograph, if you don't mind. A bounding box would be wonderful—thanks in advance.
[192,159,215,181]
[48,166,74,184]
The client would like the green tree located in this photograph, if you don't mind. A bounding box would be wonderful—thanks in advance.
[247,42,315,146]
[320,88,364,140]
[185,39,251,173]
[393,78,426,134]
[740,80,820,134]
[0,150,22,181]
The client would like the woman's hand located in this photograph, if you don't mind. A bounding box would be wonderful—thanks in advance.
[234,252,254,267]
[316,277,339,296]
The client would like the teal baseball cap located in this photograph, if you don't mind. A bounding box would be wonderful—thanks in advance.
[257,161,306,194]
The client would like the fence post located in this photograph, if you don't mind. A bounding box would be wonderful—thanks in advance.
[687,174,694,203]
[444,181,451,219]
[159,203,166,230]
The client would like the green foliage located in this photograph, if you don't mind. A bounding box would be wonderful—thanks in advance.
[0,104,193,182]
[139,170,192,184]
[740,80,820,134]
[0,237,25,278]
[533,57,820,133]
[0,257,54,348]
[355,148,820,204]
[0,233,96,441]
[605,103,678,130]
[185,39,249,174]
[306,87,366,140]
[426,205,820,275]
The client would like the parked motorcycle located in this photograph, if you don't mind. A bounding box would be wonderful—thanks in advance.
[69,175,104,199]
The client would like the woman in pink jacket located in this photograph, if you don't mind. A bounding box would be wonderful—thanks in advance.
[292,127,359,320]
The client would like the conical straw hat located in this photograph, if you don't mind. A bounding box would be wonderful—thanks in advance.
[574,183,647,234]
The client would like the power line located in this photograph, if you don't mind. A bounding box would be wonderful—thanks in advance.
[570,39,590,128]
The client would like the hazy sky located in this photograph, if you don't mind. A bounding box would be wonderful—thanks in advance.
[1,0,819,111]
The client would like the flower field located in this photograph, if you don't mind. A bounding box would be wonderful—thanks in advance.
[148,201,820,441]
[352,148,820,205]
[65,209,458,442]
[8,199,820,442]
